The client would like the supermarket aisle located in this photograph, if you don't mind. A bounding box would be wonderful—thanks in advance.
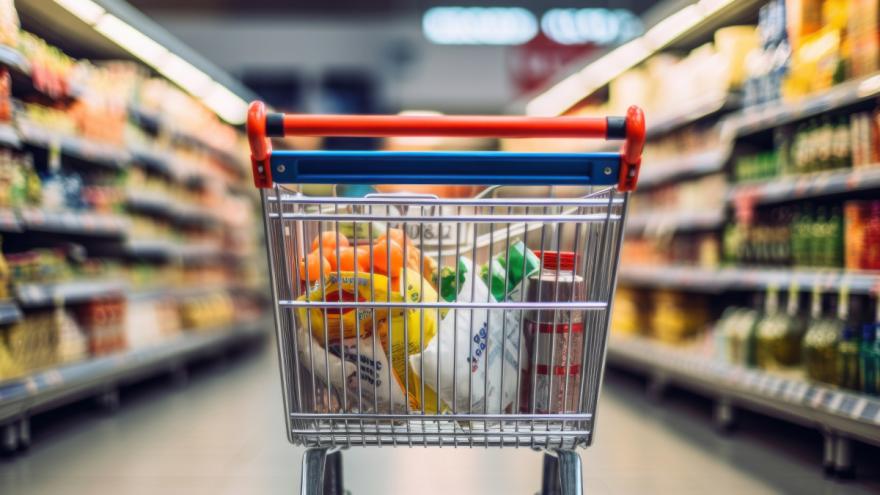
[1,341,878,495]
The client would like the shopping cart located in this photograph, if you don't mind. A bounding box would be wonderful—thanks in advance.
[247,102,645,495]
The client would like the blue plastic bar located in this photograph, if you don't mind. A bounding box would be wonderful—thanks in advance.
[268,151,621,185]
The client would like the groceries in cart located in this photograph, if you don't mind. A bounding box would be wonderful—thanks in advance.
[291,222,589,416]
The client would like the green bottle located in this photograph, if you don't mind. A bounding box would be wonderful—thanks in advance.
[757,284,806,370]
[838,326,861,390]
[861,300,880,395]
[803,289,844,384]
[825,206,843,268]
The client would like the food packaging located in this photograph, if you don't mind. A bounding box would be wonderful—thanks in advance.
[410,257,521,413]
[296,323,414,413]
[296,271,403,342]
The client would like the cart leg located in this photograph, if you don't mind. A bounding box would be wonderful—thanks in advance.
[556,450,583,495]
[540,452,561,495]
[301,448,345,495]
[540,450,582,495]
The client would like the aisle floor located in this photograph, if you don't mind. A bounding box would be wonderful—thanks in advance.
[1,339,879,495]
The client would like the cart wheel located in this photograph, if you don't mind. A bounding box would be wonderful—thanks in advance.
[301,448,345,495]
[540,450,582,495]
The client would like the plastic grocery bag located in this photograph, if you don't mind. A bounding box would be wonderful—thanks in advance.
[295,324,414,413]
[410,257,521,413]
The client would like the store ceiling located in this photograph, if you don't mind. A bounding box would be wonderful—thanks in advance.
[128,0,655,16]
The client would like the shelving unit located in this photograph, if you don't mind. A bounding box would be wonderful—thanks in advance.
[727,166,880,205]
[0,316,268,451]
[0,1,269,457]
[607,335,880,472]
[619,264,880,294]
[625,209,726,236]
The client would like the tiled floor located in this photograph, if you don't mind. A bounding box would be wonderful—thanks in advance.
[1,339,878,495]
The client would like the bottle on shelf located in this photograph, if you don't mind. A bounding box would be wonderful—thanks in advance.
[756,284,806,370]
[803,288,844,385]
[860,299,880,395]
[837,294,862,391]
[725,293,762,367]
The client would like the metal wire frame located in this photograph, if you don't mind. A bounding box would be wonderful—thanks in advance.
[261,184,628,450]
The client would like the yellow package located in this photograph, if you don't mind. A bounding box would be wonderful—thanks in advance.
[379,269,443,413]
[296,271,403,343]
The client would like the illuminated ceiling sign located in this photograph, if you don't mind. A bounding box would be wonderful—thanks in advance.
[542,9,643,46]
[422,6,643,46]
[422,7,538,45]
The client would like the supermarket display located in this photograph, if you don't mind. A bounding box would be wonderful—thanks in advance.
[521,0,880,477]
[0,0,267,453]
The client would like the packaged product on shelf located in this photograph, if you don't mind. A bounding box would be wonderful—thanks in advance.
[721,301,761,367]
[6,311,60,373]
[860,322,878,395]
[611,288,648,336]
[802,289,845,384]
[837,294,866,390]
[861,301,880,395]
[56,307,87,364]
[75,296,127,356]
[755,284,806,370]
[520,251,584,414]
[650,290,710,344]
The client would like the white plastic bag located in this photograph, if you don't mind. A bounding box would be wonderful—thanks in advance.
[410,257,521,413]
[296,326,411,413]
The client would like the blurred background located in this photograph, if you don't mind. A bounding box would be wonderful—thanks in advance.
[0,0,879,494]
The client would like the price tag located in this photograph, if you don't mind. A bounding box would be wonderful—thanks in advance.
[860,400,880,423]
[851,398,868,419]
[836,395,855,415]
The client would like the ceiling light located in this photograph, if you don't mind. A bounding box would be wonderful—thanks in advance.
[423,7,538,45]
[94,13,169,66]
[54,0,105,24]
[154,53,214,97]
[201,82,249,125]
[542,9,643,46]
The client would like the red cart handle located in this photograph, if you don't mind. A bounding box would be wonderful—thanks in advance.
[247,101,645,191]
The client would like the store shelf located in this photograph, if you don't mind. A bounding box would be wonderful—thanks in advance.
[0,300,22,325]
[0,316,268,424]
[0,122,21,149]
[20,208,129,237]
[607,335,880,447]
[0,44,30,75]
[639,147,730,189]
[725,72,880,137]
[15,279,128,308]
[618,264,880,294]
[129,144,175,178]
[18,121,129,169]
[124,239,178,258]
[647,92,739,139]
[626,208,726,236]
[728,166,880,205]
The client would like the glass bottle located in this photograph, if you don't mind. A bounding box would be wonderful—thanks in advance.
[859,323,877,395]
[727,293,761,366]
[803,290,844,384]
[837,295,863,390]
[825,206,843,268]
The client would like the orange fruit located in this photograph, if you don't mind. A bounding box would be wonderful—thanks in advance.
[311,231,350,253]
[298,253,331,282]
[336,247,370,272]
[378,228,415,250]
[372,239,404,276]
